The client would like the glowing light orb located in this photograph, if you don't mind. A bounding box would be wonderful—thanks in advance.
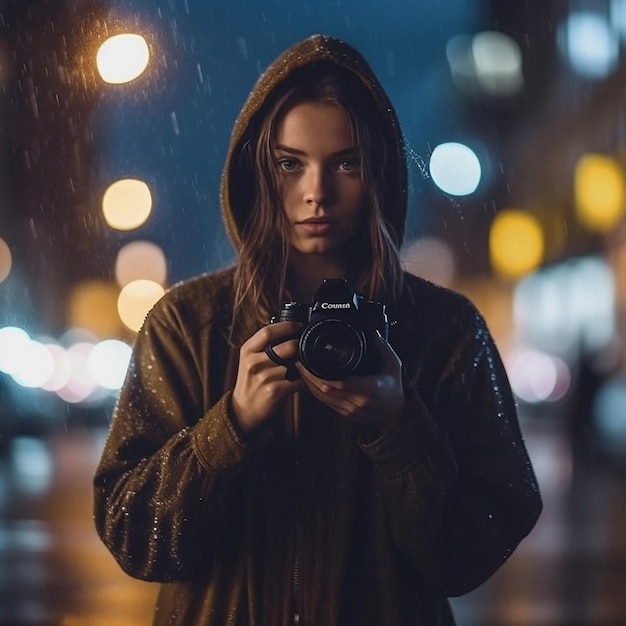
[102,178,153,231]
[97,34,150,84]
[490,209,544,279]
[575,153,626,232]
[429,142,482,196]
[88,340,132,390]
[118,279,165,332]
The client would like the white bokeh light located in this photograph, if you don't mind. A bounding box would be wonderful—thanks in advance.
[0,327,32,375]
[10,339,55,388]
[446,31,523,96]
[472,31,523,95]
[429,142,482,196]
[88,340,132,390]
[513,256,615,356]
[560,12,619,79]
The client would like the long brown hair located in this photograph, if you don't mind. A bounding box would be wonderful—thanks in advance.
[230,62,404,345]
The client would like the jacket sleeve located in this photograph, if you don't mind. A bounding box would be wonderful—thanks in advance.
[93,296,264,582]
[359,306,542,596]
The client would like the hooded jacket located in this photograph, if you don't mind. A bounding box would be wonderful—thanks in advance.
[94,35,542,626]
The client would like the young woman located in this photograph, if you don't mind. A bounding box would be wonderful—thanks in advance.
[94,34,542,626]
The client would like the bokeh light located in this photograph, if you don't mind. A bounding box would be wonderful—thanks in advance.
[40,343,72,393]
[115,240,168,287]
[559,12,619,79]
[0,326,31,374]
[490,209,544,279]
[0,237,12,283]
[472,31,523,95]
[88,340,132,390]
[9,339,55,388]
[401,237,456,286]
[575,153,626,232]
[592,375,626,453]
[102,178,153,231]
[68,280,122,339]
[446,30,523,96]
[10,437,53,495]
[611,0,626,40]
[55,342,97,403]
[506,346,572,403]
[513,256,616,355]
[96,34,150,84]
[117,279,165,332]
[429,142,482,196]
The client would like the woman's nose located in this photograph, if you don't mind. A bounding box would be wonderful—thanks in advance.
[303,167,331,206]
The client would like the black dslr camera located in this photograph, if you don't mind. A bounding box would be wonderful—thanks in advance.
[265,278,389,381]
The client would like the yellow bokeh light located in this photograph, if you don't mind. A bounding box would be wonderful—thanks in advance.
[0,237,12,283]
[575,153,626,232]
[68,280,123,338]
[96,34,150,85]
[103,178,153,231]
[490,209,544,280]
[117,279,165,332]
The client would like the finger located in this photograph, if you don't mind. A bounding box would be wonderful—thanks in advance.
[296,364,367,409]
[299,364,384,402]
[253,354,305,390]
[300,375,353,411]
[295,362,348,392]
[301,376,374,420]
[269,337,300,361]
[279,376,305,391]
[245,321,302,353]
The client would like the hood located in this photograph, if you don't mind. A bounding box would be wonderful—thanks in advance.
[220,34,407,251]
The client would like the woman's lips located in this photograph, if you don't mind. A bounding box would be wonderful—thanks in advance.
[296,218,337,235]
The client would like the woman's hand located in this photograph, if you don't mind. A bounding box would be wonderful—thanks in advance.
[295,332,406,429]
[231,321,304,435]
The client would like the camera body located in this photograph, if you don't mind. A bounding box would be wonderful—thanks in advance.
[271,278,389,380]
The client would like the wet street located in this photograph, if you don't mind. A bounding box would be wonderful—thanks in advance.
[0,428,157,626]
[1,414,625,626]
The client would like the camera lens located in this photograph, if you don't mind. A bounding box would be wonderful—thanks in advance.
[299,318,365,380]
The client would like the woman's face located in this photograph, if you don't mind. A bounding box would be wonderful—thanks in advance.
[273,101,366,261]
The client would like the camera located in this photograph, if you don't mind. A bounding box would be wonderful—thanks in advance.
[266,278,389,380]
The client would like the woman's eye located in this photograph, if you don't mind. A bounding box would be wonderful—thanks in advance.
[277,158,300,172]
[338,159,359,172]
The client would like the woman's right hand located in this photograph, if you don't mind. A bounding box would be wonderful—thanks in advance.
[231,321,303,435]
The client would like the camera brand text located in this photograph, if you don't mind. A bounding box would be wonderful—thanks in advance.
[321,302,351,309]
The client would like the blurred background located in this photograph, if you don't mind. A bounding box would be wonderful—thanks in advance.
[1,0,626,624]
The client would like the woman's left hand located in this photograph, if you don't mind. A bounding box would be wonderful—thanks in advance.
[295,332,406,429]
